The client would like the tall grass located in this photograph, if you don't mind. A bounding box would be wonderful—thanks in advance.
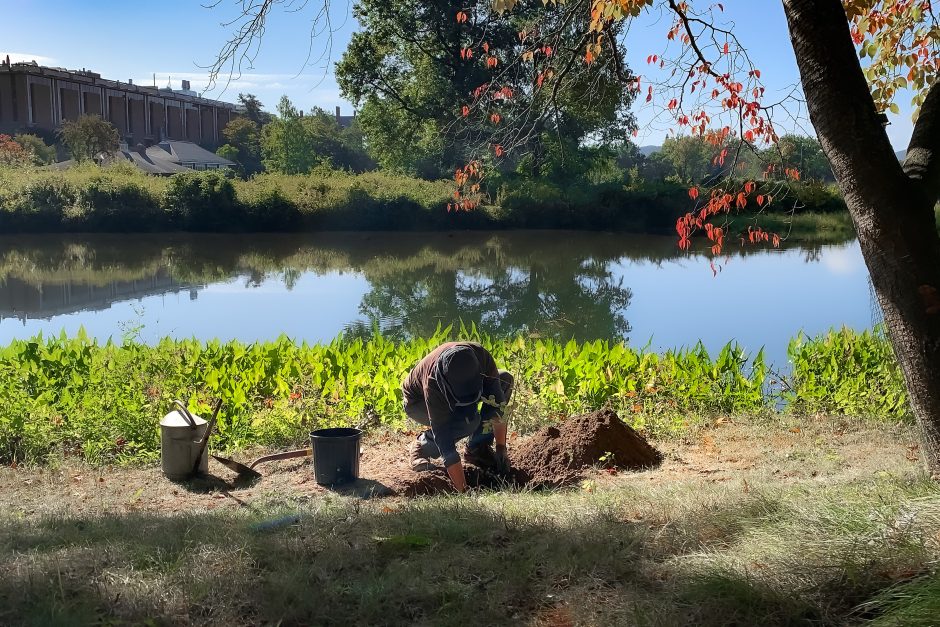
[0,326,910,465]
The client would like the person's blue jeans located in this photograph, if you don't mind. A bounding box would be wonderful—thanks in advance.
[404,370,513,460]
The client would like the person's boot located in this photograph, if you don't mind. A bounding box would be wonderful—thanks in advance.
[463,443,497,468]
[410,439,432,472]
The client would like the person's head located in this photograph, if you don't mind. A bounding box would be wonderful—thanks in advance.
[440,345,481,403]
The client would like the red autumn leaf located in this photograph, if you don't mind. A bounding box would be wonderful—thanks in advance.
[482,42,489,53]
[456,11,468,23]
[490,112,501,124]
[744,181,755,194]
[723,42,729,54]
[462,105,470,117]
[688,186,700,200]
[494,144,504,157]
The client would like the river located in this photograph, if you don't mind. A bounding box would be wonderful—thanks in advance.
[0,231,875,367]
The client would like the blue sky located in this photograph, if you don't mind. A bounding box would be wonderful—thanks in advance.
[1,0,915,149]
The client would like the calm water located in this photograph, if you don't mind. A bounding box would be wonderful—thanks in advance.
[0,231,875,366]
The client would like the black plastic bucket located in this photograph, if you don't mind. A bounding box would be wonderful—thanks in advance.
[310,427,362,485]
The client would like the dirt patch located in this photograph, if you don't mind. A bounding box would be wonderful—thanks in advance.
[0,418,923,516]
[383,409,662,496]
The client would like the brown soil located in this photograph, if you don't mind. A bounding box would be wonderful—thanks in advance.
[383,409,663,496]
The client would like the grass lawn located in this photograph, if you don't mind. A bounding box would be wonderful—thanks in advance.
[1,416,938,626]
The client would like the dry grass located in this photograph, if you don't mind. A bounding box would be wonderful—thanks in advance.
[1,417,938,626]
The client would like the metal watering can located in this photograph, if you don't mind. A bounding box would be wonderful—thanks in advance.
[160,399,221,480]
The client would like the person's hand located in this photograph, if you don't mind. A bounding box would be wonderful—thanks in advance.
[446,461,468,492]
[495,444,510,476]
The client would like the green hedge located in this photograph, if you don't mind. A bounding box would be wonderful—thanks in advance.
[0,163,850,234]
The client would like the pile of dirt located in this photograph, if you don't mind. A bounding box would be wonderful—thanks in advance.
[384,409,662,496]
[511,408,664,487]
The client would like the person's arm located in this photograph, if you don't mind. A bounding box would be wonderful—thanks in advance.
[446,461,467,492]
[425,383,466,491]
[478,349,507,424]
[476,348,510,473]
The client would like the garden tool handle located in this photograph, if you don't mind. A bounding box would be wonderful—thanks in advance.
[192,399,223,475]
[248,448,312,469]
[172,399,197,428]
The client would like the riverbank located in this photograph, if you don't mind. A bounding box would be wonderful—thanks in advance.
[1,418,936,625]
[0,163,851,236]
[0,327,907,466]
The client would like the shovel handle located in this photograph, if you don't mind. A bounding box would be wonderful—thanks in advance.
[191,399,223,476]
[249,448,312,469]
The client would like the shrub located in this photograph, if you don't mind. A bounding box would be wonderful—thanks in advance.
[13,133,57,165]
[161,170,239,230]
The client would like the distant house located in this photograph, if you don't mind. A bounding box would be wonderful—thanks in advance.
[52,139,235,175]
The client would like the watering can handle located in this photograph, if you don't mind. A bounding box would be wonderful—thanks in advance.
[171,399,198,428]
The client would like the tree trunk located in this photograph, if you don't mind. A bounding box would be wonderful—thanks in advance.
[783,0,940,472]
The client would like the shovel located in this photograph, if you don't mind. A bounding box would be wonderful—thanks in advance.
[212,448,312,480]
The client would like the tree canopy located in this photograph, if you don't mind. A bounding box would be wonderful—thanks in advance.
[335,0,636,177]
[58,115,120,162]
[261,96,374,174]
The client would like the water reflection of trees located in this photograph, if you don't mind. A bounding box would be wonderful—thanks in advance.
[0,232,846,340]
[351,255,632,341]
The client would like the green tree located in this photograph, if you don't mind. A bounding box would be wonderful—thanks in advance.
[13,134,56,165]
[222,116,264,174]
[658,136,713,183]
[765,134,834,182]
[261,96,319,174]
[238,93,273,126]
[58,115,120,162]
[261,98,375,174]
[335,0,635,178]
[300,108,375,172]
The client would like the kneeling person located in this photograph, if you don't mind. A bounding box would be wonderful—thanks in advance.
[402,342,513,492]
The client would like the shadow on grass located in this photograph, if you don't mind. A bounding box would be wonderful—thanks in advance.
[0,491,933,626]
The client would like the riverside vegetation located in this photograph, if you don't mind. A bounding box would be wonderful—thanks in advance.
[0,163,852,236]
[0,326,908,466]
